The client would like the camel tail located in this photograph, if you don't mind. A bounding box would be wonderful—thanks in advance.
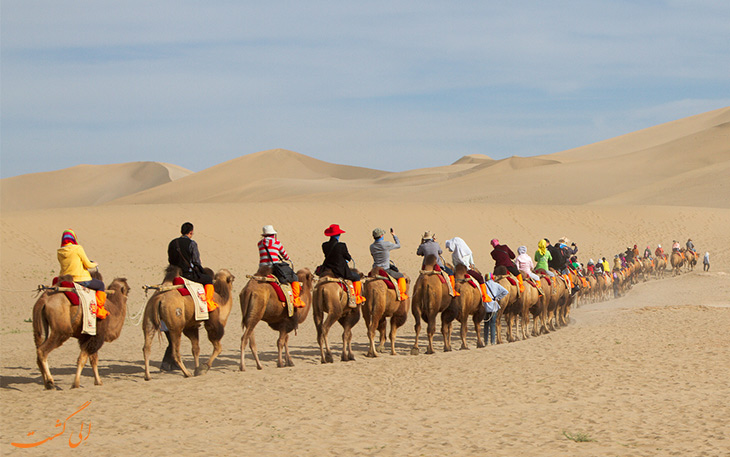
[32,296,48,348]
[240,287,254,330]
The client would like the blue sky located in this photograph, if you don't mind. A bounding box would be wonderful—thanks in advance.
[1,1,729,178]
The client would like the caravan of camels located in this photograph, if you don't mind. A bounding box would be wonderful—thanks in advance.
[30,226,700,390]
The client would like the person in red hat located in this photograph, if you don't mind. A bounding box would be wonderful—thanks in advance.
[318,224,366,307]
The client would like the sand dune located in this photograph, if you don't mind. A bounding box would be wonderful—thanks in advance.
[1,108,729,456]
[0,162,191,211]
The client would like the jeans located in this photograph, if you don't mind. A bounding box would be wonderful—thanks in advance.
[484,312,497,345]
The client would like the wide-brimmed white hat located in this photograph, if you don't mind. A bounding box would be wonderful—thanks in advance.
[422,231,433,241]
[262,225,277,236]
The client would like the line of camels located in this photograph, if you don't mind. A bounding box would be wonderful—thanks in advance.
[31,246,697,389]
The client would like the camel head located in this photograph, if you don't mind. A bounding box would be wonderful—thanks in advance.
[214,269,235,287]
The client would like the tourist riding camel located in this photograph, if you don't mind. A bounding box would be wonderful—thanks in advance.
[417,232,452,274]
[545,238,566,274]
[369,227,408,301]
[686,238,695,253]
[644,246,652,259]
[672,240,680,252]
[167,222,218,311]
[655,244,665,259]
[258,224,304,308]
[317,224,365,306]
[534,239,555,277]
[490,239,524,293]
[57,229,108,319]
[445,236,490,304]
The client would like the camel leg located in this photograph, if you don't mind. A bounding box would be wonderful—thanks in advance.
[377,317,387,354]
[522,310,530,340]
[365,317,378,358]
[283,333,294,367]
[72,350,89,389]
[389,319,399,355]
[170,331,193,377]
[342,325,355,362]
[322,313,338,364]
[142,323,155,381]
[249,332,264,370]
[182,326,201,371]
[426,315,437,354]
[410,308,422,355]
[197,338,221,376]
[441,317,453,352]
[36,331,69,390]
[89,352,102,386]
[495,309,504,344]
[459,317,469,350]
[474,315,485,348]
[276,329,286,368]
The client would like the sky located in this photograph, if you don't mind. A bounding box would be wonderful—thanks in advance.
[1,1,729,178]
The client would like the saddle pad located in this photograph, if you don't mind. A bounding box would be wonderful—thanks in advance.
[74,283,97,336]
[463,274,479,289]
[173,277,191,296]
[377,269,396,290]
[540,276,552,286]
[505,276,517,286]
[182,278,209,321]
[52,277,80,305]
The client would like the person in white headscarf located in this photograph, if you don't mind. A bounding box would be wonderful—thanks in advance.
[444,237,475,268]
[703,252,710,271]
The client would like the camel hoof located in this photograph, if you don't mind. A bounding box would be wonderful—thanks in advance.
[144,374,151,381]
[287,360,295,367]
[477,342,485,349]
[410,347,419,356]
[460,345,469,350]
[426,349,434,355]
[365,352,377,358]
[194,365,209,376]
[325,353,334,364]
[94,380,103,386]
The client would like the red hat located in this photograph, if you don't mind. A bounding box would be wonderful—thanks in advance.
[324,224,345,237]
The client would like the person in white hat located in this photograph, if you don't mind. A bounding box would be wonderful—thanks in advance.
[258,225,303,308]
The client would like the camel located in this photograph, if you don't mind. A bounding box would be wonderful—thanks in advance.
[670,252,684,276]
[239,266,313,370]
[33,272,130,389]
[654,256,667,279]
[362,269,409,357]
[312,270,361,363]
[683,249,697,271]
[142,266,235,380]
[544,272,568,331]
[525,278,547,337]
[493,268,522,343]
[410,255,458,354]
[449,265,486,350]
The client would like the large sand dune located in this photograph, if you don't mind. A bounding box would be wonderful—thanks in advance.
[1,108,729,456]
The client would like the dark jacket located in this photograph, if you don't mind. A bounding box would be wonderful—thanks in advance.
[168,236,210,283]
[547,244,564,270]
[491,245,516,268]
[321,239,359,281]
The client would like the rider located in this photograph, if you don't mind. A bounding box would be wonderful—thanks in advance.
[672,240,680,252]
[445,237,490,304]
[57,229,108,319]
[686,238,695,252]
[655,244,665,258]
[370,228,408,301]
[643,246,652,259]
[515,246,540,282]
[258,225,303,308]
[534,239,555,277]
[319,224,366,307]
[167,222,218,312]
[586,259,595,275]
[417,231,458,295]
[490,239,524,293]
[545,239,566,274]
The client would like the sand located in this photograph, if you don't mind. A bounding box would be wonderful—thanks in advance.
[1,108,729,456]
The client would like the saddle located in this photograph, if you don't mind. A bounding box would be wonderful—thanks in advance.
[317,276,357,308]
[456,274,479,290]
[249,274,295,317]
[50,277,81,305]
[418,266,457,296]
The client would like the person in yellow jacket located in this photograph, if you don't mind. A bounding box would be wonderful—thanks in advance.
[57,229,108,319]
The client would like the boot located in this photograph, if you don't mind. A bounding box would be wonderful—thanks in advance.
[95,291,109,319]
[479,283,492,303]
[449,275,460,296]
[397,277,409,301]
[291,281,304,308]
[353,280,366,305]
[204,284,219,312]
[517,274,525,293]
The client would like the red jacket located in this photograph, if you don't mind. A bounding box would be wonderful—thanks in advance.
[491,245,516,268]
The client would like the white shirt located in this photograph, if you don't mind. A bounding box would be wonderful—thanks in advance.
[444,237,474,267]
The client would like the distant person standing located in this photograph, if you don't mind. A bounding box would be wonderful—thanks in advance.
[703,252,710,271]
[483,277,508,346]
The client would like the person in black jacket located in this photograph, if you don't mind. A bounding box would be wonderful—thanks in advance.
[319,224,365,306]
[545,238,565,274]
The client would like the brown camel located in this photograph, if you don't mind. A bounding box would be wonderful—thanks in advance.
[142,266,235,380]
[362,269,409,357]
[544,272,568,332]
[410,255,458,354]
[33,272,130,390]
[524,278,546,337]
[670,252,684,276]
[239,266,313,370]
[683,249,697,271]
[654,256,667,279]
[450,265,486,349]
[312,270,361,363]
[493,268,521,343]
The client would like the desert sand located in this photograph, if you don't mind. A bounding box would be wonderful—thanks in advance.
[1,107,729,456]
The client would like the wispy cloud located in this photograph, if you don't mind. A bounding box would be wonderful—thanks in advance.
[2,1,729,177]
